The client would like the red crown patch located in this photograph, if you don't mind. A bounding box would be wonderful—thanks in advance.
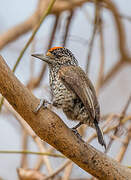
[48,47,64,52]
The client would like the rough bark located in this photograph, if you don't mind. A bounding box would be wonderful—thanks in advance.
[0,55,131,180]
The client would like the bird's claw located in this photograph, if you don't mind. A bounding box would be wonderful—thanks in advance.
[71,128,82,139]
[34,98,51,113]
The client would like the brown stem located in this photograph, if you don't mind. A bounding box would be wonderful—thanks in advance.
[0,12,37,50]
[27,15,59,89]
[5,102,53,174]
[44,160,71,180]
[63,162,73,180]
[105,94,131,153]
[20,130,28,168]
[116,124,131,162]
[104,0,128,58]
[85,1,100,73]
[0,0,87,50]
[95,16,105,95]
[62,11,74,47]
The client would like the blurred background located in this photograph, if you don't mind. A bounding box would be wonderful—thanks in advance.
[0,0,131,179]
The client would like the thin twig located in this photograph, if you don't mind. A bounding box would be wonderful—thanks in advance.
[34,156,44,171]
[13,0,56,72]
[20,130,28,168]
[43,160,71,180]
[27,15,59,89]
[62,11,74,47]
[0,150,64,158]
[95,15,105,95]
[105,93,131,153]
[100,0,131,87]
[0,0,56,113]
[63,162,73,180]
[115,124,131,162]
[119,14,131,22]
[86,1,100,73]
[4,101,53,174]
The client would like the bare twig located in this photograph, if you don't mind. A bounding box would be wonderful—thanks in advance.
[0,0,56,113]
[62,11,74,47]
[0,0,87,50]
[13,0,57,73]
[86,1,100,73]
[0,10,38,50]
[43,160,71,180]
[34,156,44,171]
[27,15,59,89]
[0,150,64,158]
[63,162,73,180]
[5,101,53,174]
[105,93,131,153]
[119,14,131,22]
[20,130,28,168]
[101,0,131,87]
[95,15,105,95]
[116,124,131,162]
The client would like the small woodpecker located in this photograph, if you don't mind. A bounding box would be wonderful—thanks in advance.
[32,47,106,149]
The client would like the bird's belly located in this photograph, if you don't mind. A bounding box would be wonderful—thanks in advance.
[51,77,94,127]
[52,82,76,109]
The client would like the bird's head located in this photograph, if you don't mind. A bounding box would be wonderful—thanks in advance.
[32,47,78,67]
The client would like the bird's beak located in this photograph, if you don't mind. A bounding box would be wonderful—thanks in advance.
[31,54,51,64]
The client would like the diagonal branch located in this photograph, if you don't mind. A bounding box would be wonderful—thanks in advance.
[0,0,87,50]
[104,0,127,58]
[0,55,131,179]
[0,12,37,50]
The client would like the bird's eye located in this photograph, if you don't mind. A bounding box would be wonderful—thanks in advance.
[53,52,56,55]
[54,53,62,58]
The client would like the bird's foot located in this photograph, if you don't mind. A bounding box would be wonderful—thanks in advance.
[34,98,52,113]
[71,122,84,139]
[71,122,83,129]
[71,127,82,139]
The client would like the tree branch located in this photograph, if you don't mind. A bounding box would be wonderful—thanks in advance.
[0,55,131,179]
[0,0,87,50]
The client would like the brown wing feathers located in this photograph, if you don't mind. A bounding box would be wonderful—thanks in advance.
[58,66,99,122]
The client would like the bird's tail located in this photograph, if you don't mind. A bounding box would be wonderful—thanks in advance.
[94,119,106,149]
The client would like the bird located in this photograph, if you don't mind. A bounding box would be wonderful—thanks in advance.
[32,47,106,149]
